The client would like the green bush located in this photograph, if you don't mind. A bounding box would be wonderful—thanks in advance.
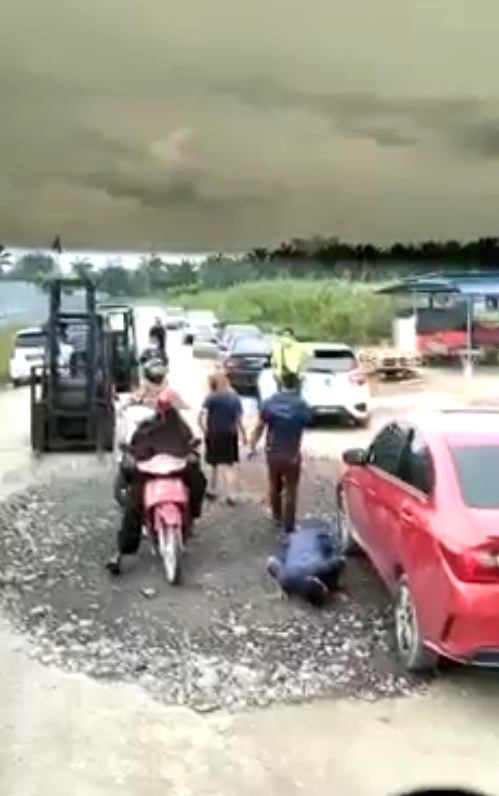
[0,324,19,385]
[173,279,396,345]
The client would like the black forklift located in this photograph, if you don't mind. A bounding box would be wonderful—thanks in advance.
[97,302,139,393]
[30,276,116,453]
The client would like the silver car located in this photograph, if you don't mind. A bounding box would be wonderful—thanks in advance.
[182,311,219,344]
[192,323,220,358]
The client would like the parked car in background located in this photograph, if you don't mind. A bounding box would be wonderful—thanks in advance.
[9,327,47,387]
[182,311,219,344]
[165,306,185,330]
[9,326,72,387]
[192,324,220,359]
[218,324,262,354]
[337,408,499,673]
[222,335,272,393]
[257,342,370,427]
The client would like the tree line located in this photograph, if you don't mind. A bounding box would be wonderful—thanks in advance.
[1,236,498,297]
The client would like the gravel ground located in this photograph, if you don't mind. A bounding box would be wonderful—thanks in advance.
[0,457,426,711]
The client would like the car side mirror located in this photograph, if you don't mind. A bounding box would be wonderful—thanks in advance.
[342,447,367,466]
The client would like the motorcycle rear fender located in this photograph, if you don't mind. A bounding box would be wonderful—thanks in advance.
[143,477,188,510]
[137,453,187,476]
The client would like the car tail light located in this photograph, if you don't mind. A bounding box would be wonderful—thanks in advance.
[348,368,366,386]
[440,543,499,584]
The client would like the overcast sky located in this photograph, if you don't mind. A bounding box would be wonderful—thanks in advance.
[0,0,498,251]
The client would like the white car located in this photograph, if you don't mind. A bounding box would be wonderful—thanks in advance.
[9,326,73,387]
[9,327,46,387]
[182,311,219,345]
[257,343,371,427]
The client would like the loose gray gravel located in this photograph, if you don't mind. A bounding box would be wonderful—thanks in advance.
[0,458,426,710]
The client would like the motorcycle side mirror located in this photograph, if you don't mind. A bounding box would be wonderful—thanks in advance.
[342,447,367,466]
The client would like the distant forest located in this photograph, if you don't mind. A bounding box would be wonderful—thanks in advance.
[1,236,498,296]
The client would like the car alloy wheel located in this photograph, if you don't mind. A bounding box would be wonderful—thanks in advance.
[394,575,438,673]
[335,489,361,556]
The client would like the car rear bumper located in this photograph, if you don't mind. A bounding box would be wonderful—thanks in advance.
[309,402,370,420]
[10,362,42,382]
[435,588,499,666]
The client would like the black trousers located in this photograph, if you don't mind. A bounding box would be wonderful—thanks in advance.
[117,461,206,556]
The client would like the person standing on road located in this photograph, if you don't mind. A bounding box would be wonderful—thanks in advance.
[248,371,311,533]
[148,316,167,358]
[271,327,307,390]
[198,370,246,504]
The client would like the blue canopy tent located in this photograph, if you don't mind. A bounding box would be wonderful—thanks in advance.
[378,271,499,296]
[378,272,499,376]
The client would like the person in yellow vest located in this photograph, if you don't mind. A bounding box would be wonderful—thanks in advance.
[271,327,307,390]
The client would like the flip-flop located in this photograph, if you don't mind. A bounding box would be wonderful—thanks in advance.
[105,559,122,576]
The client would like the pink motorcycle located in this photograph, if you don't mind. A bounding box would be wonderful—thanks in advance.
[137,452,193,585]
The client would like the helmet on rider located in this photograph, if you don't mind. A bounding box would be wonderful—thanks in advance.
[156,386,176,414]
[142,357,167,385]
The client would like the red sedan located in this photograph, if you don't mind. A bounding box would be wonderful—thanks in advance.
[336,409,499,673]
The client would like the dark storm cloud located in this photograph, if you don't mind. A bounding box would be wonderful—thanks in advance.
[451,119,499,158]
[207,74,499,157]
[79,167,274,213]
[0,0,498,247]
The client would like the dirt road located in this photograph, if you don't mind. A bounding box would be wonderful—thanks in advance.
[1,331,499,796]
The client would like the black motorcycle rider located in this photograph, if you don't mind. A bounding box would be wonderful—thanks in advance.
[106,376,206,576]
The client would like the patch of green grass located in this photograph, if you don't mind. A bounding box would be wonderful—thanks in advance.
[172,279,397,345]
[0,325,19,384]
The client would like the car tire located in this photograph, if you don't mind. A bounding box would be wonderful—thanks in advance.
[335,487,362,556]
[96,408,115,453]
[394,574,439,673]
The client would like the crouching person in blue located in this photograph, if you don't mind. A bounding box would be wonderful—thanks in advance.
[267,519,345,606]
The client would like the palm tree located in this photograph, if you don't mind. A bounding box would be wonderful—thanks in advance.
[70,257,95,280]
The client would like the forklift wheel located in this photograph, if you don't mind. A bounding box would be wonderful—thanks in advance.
[31,404,47,454]
[97,409,115,453]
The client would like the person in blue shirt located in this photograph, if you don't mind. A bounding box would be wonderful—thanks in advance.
[267,519,345,606]
[248,371,312,533]
[198,369,247,504]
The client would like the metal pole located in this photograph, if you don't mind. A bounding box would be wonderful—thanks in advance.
[464,295,473,380]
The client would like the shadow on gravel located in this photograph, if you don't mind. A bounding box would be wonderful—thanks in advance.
[0,459,424,710]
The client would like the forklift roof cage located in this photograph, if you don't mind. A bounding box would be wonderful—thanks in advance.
[30,276,115,453]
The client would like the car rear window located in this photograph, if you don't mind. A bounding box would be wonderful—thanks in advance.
[232,336,270,354]
[15,333,45,349]
[306,348,357,373]
[224,324,259,337]
[449,444,499,509]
